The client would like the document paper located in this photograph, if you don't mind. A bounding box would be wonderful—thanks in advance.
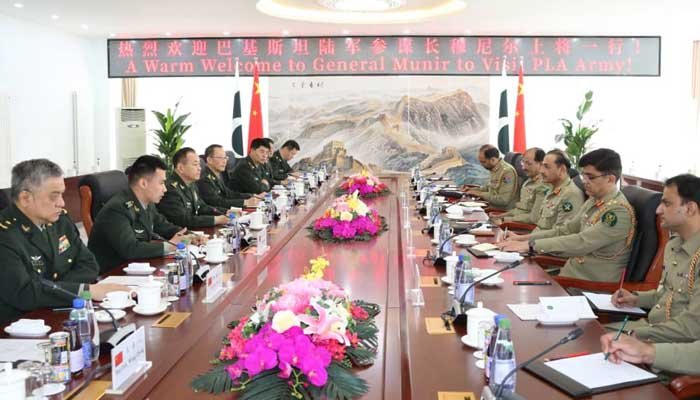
[507,304,542,321]
[539,296,598,320]
[582,292,646,314]
[545,353,656,389]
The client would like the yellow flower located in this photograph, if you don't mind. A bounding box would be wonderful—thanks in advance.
[302,257,330,280]
[360,169,369,178]
[340,211,353,221]
[271,310,300,333]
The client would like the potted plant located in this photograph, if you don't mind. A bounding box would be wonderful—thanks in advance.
[555,91,600,167]
[151,101,191,171]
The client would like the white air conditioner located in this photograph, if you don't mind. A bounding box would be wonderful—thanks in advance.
[116,107,147,170]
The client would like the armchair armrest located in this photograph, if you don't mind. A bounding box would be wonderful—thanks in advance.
[499,221,537,232]
[532,255,567,267]
[671,375,700,399]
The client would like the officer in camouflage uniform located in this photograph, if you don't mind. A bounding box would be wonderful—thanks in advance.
[611,174,700,343]
[0,159,123,324]
[466,144,519,210]
[228,138,272,195]
[502,149,635,282]
[269,139,300,182]
[197,144,260,209]
[157,147,229,229]
[497,147,548,224]
[89,155,189,274]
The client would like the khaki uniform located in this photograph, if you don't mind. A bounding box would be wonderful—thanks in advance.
[269,150,292,182]
[227,156,270,195]
[532,190,636,282]
[531,177,584,232]
[157,173,225,229]
[89,189,181,274]
[501,176,549,224]
[197,166,252,209]
[623,233,700,343]
[0,205,99,325]
[474,159,519,210]
[653,340,700,375]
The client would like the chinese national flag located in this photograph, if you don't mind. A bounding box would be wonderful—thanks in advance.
[513,61,526,153]
[247,63,264,152]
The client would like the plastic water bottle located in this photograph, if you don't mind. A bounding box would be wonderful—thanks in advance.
[69,298,93,366]
[81,291,100,361]
[454,255,474,306]
[264,193,274,223]
[439,222,453,255]
[227,213,240,254]
[485,314,507,381]
[175,243,189,293]
[490,318,517,394]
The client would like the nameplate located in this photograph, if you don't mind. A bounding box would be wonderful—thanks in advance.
[203,264,225,303]
[105,326,152,395]
[255,227,268,255]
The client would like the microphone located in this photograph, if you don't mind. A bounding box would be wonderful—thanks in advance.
[38,277,136,353]
[429,229,475,267]
[488,327,584,399]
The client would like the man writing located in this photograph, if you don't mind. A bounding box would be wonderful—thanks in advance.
[464,144,519,210]
[269,139,301,182]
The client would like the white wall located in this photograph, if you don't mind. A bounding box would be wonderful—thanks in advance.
[0,14,109,186]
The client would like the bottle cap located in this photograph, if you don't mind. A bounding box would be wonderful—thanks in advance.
[176,242,186,249]
[80,291,91,300]
[72,298,85,309]
[498,318,511,329]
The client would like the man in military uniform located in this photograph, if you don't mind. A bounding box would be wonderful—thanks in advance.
[157,147,229,228]
[601,332,700,376]
[0,159,124,324]
[89,155,191,274]
[197,144,260,209]
[260,138,281,187]
[501,149,635,282]
[611,174,700,343]
[269,139,300,182]
[465,144,519,210]
[227,138,272,195]
[494,147,548,224]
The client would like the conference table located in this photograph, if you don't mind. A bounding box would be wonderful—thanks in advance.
[2,175,673,399]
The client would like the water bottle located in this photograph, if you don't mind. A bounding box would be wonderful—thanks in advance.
[81,291,100,361]
[431,201,441,227]
[227,213,240,254]
[69,298,93,366]
[490,318,516,394]
[485,314,507,381]
[175,243,188,293]
[439,222,453,256]
[454,255,474,306]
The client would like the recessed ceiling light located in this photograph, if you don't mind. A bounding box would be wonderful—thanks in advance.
[80,24,88,30]
[282,30,290,36]
[109,33,116,37]
[51,14,59,20]
[165,32,172,36]
[223,31,231,36]
[13,3,24,8]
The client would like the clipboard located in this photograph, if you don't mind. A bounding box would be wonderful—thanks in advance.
[524,359,659,398]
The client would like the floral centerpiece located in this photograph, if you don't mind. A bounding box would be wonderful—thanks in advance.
[336,170,390,198]
[307,192,387,242]
[191,257,381,399]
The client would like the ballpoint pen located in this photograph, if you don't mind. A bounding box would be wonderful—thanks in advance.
[604,315,629,361]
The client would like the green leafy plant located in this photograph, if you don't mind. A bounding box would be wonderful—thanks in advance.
[151,101,191,171]
[555,91,600,167]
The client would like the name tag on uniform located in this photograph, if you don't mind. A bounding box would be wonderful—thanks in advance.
[57,235,71,254]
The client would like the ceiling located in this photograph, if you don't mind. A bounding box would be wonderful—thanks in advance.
[0,0,697,39]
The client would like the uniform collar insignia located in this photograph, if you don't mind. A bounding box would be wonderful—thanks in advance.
[553,187,561,195]
[595,199,605,208]
[125,200,134,208]
[21,224,31,233]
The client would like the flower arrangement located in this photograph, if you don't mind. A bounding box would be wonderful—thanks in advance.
[308,192,388,242]
[336,170,390,198]
[191,257,381,399]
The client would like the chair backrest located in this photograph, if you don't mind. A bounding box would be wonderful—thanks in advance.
[78,170,128,236]
[571,173,589,201]
[225,151,243,172]
[622,185,667,283]
[0,188,10,211]
[507,153,528,188]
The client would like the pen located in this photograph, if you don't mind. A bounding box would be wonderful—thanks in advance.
[604,315,629,361]
[616,267,627,299]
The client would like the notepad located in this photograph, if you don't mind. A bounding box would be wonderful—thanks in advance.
[582,292,646,315]
[471,243,498,252]
[544,353,657,390]
[507,303,542,321]
[539,296,598,320]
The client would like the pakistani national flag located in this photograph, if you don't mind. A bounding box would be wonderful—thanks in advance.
[497,57,510,154]
[231,62,244,157]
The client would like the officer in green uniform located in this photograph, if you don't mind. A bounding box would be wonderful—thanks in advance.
[502,149,635,282]
[89,155,190,274]
[611,174,700,343]
[268,139,300,182]
[197,144,260,209]
[0,159,123,324]
[466,144,519,210]
[260,138,281,187]
[601,332,700,376]
[496,147,548,224]
[157,147,230,229]
[228,138,272,195]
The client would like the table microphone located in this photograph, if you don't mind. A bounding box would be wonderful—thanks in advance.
[38,277,136,353]
[429,224,482,267]
[483,327,584,400]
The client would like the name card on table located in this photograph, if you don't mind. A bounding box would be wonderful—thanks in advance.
[255,227,268,255]
[203,264,226,303]
[105,326,152,395]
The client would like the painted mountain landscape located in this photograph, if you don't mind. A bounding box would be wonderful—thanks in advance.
[269,76,490,185]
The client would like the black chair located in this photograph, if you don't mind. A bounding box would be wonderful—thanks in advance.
[78,171,128,236]
[504,152,528,188]
[0,188,10,210]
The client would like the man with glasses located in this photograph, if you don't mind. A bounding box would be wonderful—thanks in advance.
[501,148,636,282]
[464,144,519,210]
[157,147,230,228]
[198,144,260,209]
[494,147,549,224]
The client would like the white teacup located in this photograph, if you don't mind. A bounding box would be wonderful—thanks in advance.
[250,211,264,227]
[206,238,225,260]
[131,281,162,310]
[128,262,150,271]
[457,234,476,243]
[294,181,305,196]
[105,291,131,308]
[444,254,460,283]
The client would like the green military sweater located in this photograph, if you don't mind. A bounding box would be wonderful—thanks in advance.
[89,188,181,274]
[227,156,271,194]
[197,166,251,209]
[475,159,519,210]
[269,150,292,182]
[501,176,549,224]
[531,177,584,232]
[0,205,98,325]
[157,173,225,229]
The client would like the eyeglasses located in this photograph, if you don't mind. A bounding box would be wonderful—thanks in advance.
[581,173,609,181]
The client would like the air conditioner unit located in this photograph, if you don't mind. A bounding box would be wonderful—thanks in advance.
[116,107,146,171]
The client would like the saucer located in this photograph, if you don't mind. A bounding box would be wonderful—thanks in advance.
[205,255,229,264]
[480,277,504,286]
[95,309,126,323]
[446,214,464,220]
[123,266,156,275]
[455,239,478,246]
[493,252,524,263]
[133,301,168,316]
[460,334,481,349]
[430,238,440,245]
[248,224,268,231]
[100,299,136,310]
[4,325,51,338]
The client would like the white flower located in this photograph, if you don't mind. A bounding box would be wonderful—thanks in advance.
[271,310,301,333]
[366,179,375,186]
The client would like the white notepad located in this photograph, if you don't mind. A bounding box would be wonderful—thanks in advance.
[0,339,46,362]
[539,296,598,320]
[545,353,656,389]
[582,292,646,315]
[507,303,542,320]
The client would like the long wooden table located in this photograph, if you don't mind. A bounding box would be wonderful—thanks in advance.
[3,176,673,399]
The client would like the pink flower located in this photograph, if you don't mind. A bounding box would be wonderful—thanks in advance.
[297,299,347,344]
[351,304,369,320]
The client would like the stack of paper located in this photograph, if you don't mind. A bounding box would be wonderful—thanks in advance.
[582,292,646,315]
[539,296,598,320]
